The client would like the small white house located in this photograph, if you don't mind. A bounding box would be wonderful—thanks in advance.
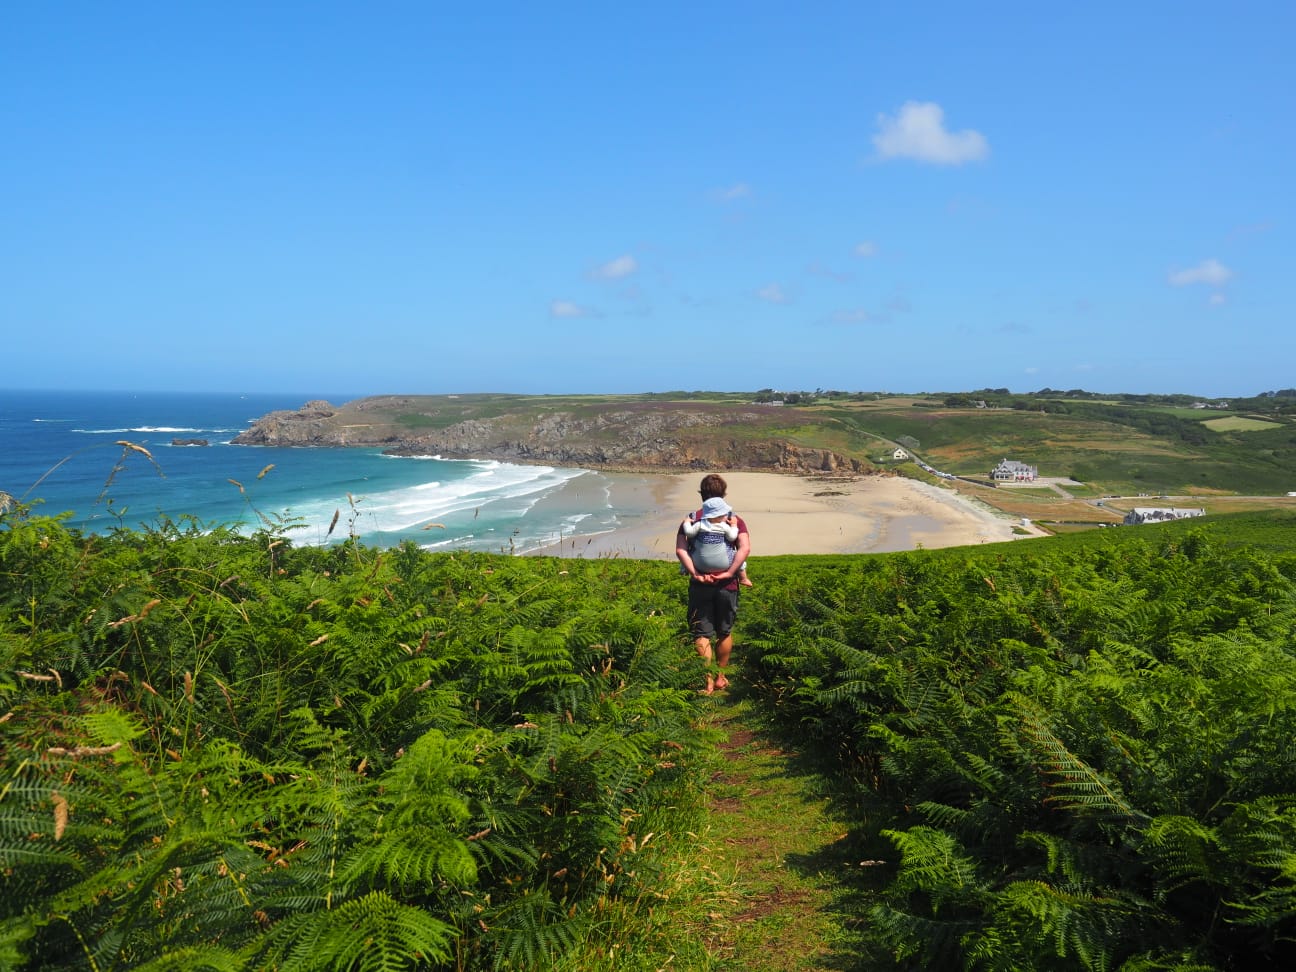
[892,447,909,461]
[991,459,1038,482]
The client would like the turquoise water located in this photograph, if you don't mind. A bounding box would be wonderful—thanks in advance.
[0,390,628,553]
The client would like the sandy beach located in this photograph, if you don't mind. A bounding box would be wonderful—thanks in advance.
[531,470,1039,560]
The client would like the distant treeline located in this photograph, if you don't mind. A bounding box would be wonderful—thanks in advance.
[751,387,1296,415]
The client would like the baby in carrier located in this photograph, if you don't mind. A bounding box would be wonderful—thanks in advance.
[680,496,753,586]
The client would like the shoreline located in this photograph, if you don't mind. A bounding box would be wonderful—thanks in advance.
[527,470,1043,560]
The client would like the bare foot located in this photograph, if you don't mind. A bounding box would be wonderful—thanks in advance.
[714,675,729,691]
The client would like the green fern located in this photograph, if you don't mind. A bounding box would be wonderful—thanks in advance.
[249,890,455,971]
[1005,695,1148,825]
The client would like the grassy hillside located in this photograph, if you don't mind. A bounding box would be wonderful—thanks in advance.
[808,398,1296,495]
[4,505,1296,970]
[732,509,1296,969]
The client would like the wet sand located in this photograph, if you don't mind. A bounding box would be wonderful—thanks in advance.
[529,470,1039,560]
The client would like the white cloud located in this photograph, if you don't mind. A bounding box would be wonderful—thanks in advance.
[884,294,912,314]
[593,254,638,279]
[854,241,878,258]
[872,101,989,165]
[716,182,752,201]
[756,284,787,304]
[1168,258,1233,287]
[833,308,870,324]
[806,261,851,282]
[550,300,589,318]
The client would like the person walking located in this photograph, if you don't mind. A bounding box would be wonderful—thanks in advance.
[676,474,750,694]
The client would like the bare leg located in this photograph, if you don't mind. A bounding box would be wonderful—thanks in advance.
[695,636,715,694]
[714,632,732,689]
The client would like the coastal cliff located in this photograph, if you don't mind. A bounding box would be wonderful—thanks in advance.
[233,395,871,475]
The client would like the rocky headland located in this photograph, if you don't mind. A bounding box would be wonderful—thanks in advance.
[232,396,872,475]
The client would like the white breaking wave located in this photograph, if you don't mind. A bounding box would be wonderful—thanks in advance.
[71,426,238,435]
[274,462,589,545]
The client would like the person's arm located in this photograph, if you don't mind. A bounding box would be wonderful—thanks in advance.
[723,518,751,580]
[681,518,702,537]
[676,519,702,580]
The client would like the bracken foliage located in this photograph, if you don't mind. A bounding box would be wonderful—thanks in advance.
[5,498,1296,971]
[739,526,1296,970]
[0,510,715,971]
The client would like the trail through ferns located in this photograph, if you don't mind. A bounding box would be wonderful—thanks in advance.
[691,692,881,971]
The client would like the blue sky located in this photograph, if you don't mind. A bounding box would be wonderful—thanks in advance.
[3,2,1292,398]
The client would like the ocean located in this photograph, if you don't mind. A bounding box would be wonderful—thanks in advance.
[0,389,638,554]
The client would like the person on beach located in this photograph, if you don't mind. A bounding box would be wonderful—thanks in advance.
[676,474,750,694]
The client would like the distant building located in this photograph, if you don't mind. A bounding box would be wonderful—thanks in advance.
[1123,507,1205,525]
[991,459,1038,482]
[892,447,909,460]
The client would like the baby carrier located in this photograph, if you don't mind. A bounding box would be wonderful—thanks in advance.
[680,507,739,575]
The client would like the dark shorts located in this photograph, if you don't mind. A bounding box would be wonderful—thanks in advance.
[688,583,739,639]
